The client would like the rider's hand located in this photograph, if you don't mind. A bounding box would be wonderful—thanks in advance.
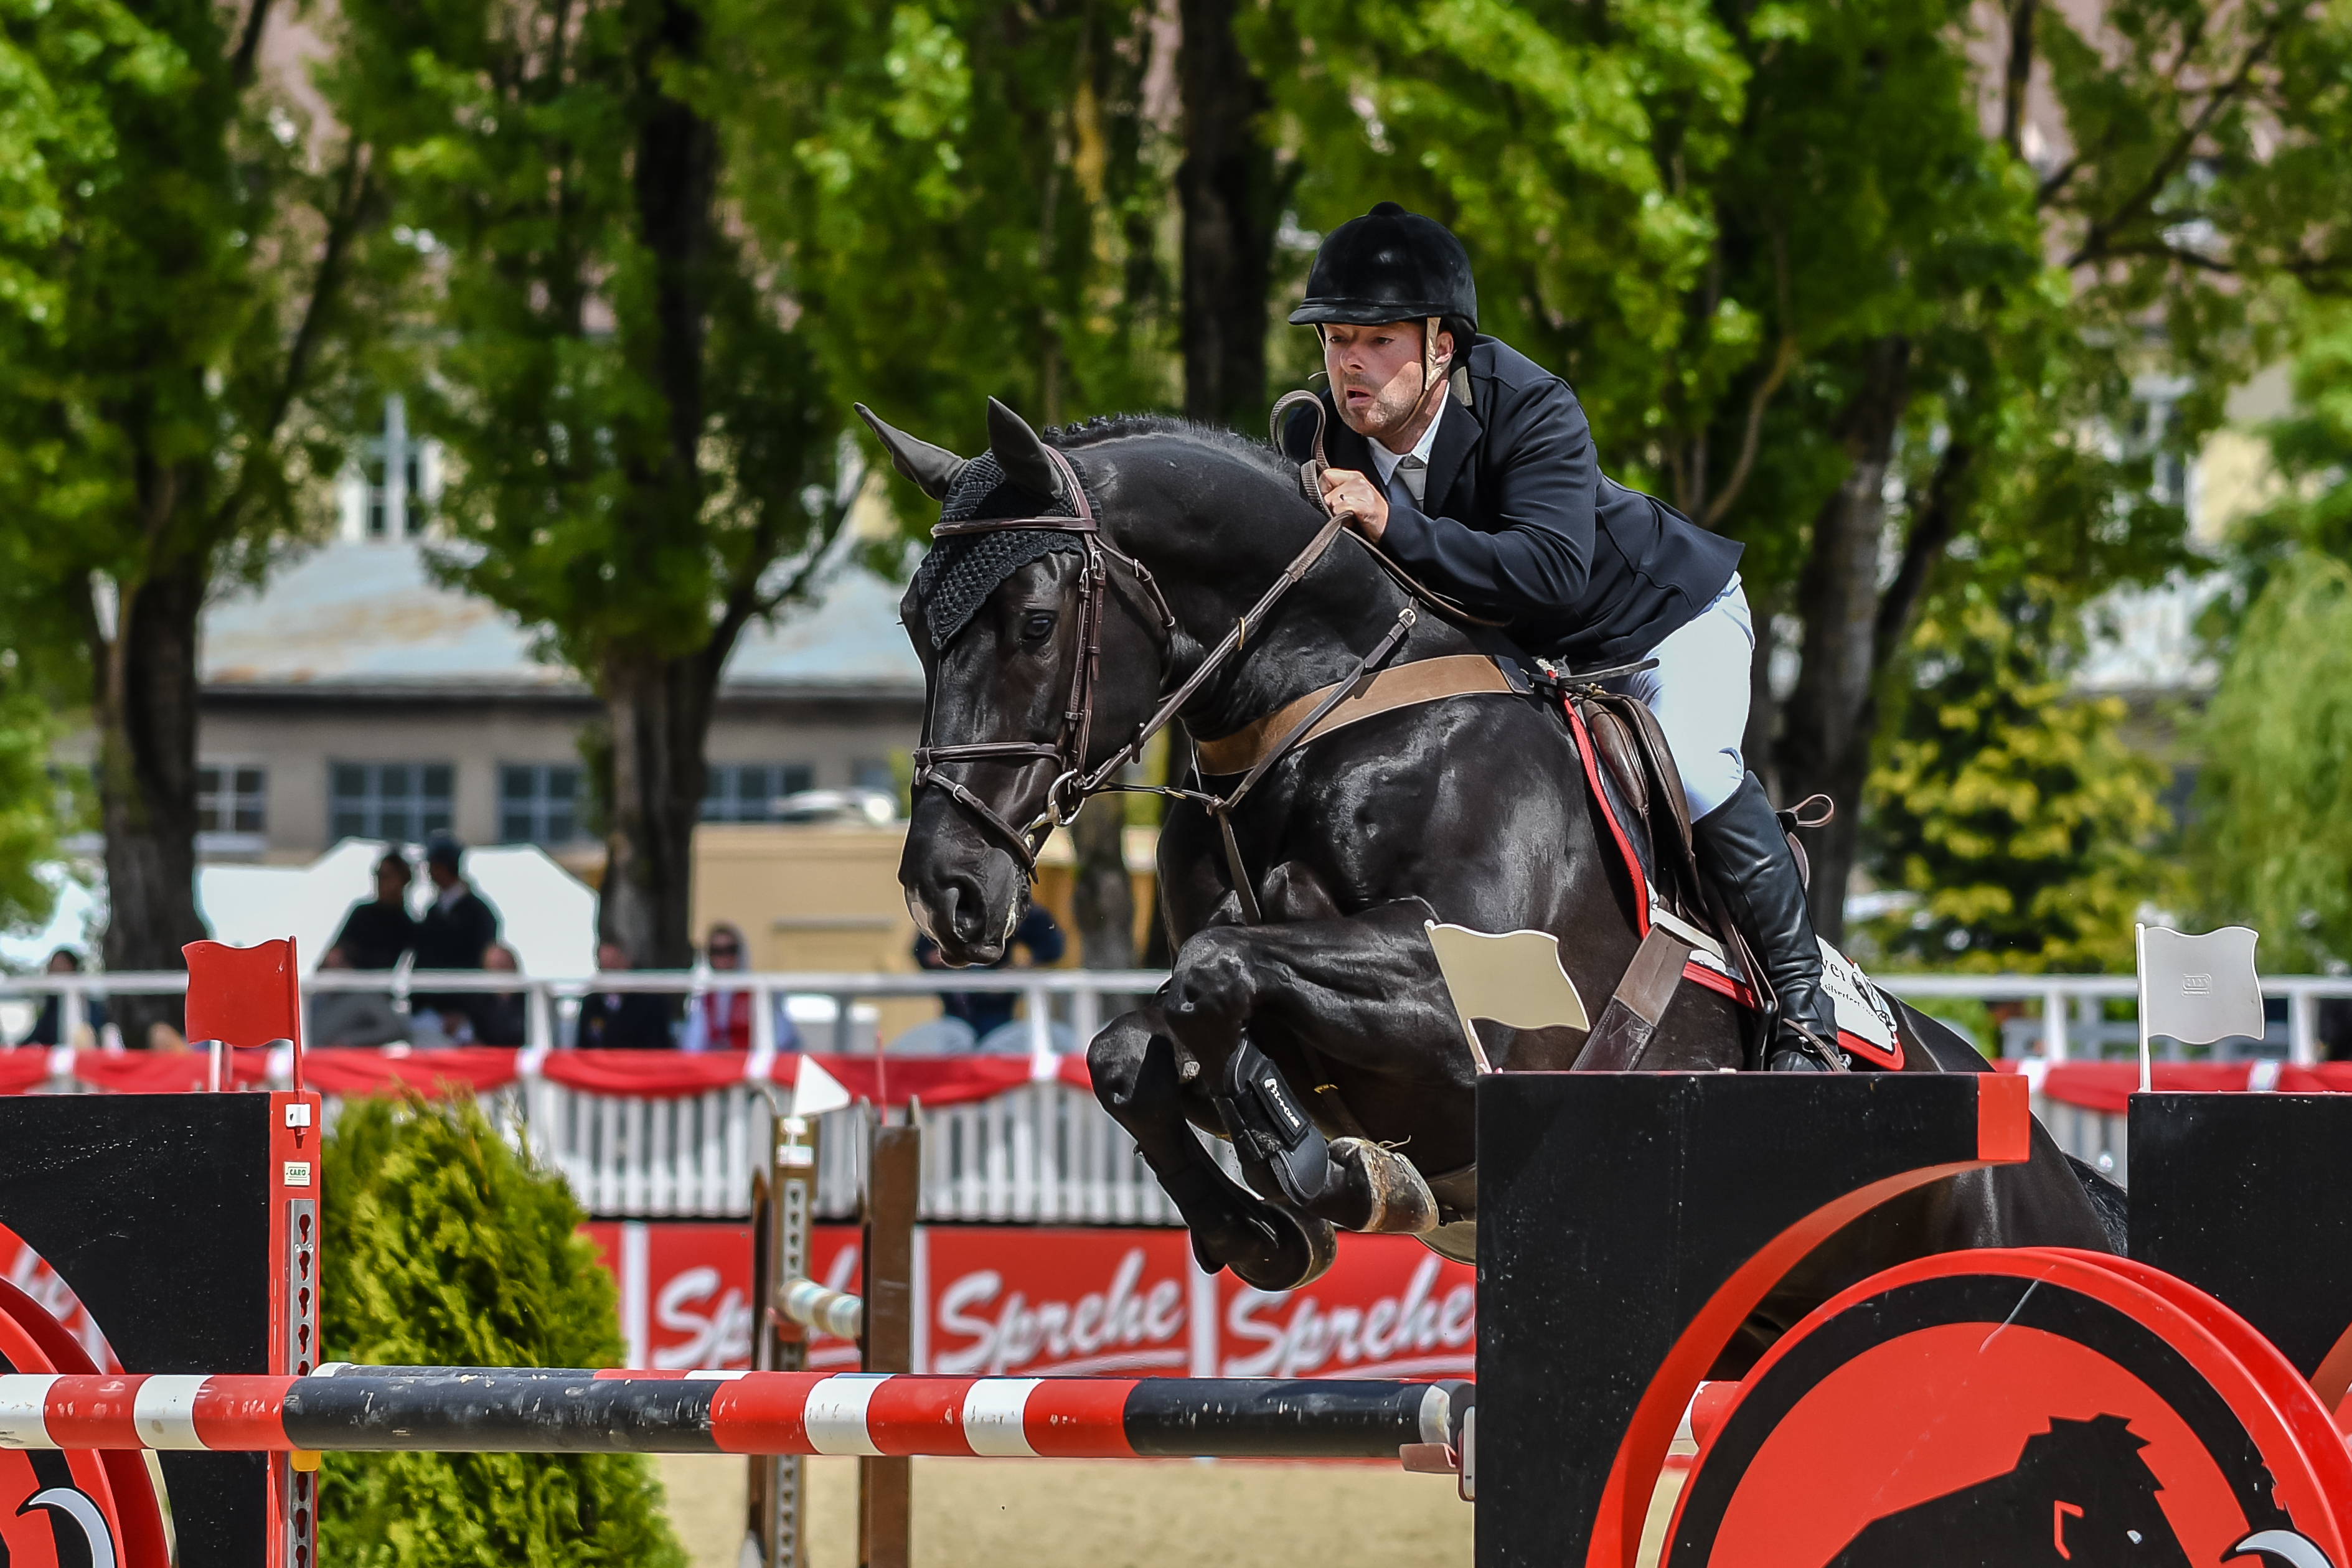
[1320,467,1390,541]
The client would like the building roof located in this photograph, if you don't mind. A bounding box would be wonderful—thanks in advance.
[201,540,923,699]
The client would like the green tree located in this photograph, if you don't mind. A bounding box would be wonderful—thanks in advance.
[0,0,393,1023]
[0,670,59,936]
[2214,302,2352,625]
[319,1096,687,1566]
[337,0,864,966]
[1861,589,2180,972]
[713,0,1177,468]
[1249,0,2352,934]
[713,0,1185,966]
[2192,554,2352,973]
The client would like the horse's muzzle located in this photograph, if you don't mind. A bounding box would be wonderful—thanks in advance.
[903,869,1016,967]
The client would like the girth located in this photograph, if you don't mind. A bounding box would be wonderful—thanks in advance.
[1195,655,1516,776]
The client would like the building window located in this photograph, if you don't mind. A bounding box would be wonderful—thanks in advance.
[499,763,583,845]
[851,758,895,795]
[702,763,814,824]
[330,761,454,842]
[197,765,268,835]
[343,395,436,543]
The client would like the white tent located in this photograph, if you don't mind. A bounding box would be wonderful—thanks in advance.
[196,838,600,979]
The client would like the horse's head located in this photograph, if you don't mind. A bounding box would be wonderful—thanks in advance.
[867,398,1176,965]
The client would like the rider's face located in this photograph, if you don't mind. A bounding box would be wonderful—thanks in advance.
[1323,321,1452,446]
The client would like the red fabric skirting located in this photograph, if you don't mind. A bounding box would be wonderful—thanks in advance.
[304,1046,525,1097]
[816,1054,1037,1108]
[2016,1059,2352,1112]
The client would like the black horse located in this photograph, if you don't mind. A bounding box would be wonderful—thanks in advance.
[875,398,2116,1355]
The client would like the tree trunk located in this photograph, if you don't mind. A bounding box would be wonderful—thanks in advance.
[1774,336,1911,944]
[599,654,717,970]
[95,551,210,1043]
[1178,0,1274,428]
[634,0,716,472]
[1070,795,1135,969]
[597,0,720,971]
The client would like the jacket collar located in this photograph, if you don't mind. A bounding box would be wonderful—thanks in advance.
[1317,383,1482,514]
[1423,372,1482,512]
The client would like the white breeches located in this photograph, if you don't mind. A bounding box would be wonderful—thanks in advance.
[1607,574,1755,822]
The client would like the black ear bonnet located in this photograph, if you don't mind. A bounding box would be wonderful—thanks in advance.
[907,451,1084,650]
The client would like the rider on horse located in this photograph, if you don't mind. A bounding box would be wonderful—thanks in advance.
[1282,202,1838,1073]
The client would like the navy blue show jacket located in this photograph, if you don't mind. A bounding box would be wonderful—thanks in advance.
[1286,336,1743,669]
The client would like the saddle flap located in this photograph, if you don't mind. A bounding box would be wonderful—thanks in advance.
[1573,690,1705,918]
[1583,706,1648,835]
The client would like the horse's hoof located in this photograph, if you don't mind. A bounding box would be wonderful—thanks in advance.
[1220,1204,1338,1292]
[1330,1137,1439,1234]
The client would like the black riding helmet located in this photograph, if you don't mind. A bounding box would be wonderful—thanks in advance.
[1289,202,1477,333]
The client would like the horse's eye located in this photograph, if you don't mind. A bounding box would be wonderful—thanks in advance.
[1023,611,1056,641]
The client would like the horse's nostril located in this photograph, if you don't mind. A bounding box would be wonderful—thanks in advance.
[945,880,991,946]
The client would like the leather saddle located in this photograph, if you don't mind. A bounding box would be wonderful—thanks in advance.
[1558,683,1835,1070]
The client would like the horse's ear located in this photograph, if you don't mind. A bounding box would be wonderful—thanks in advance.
[855,403,967,500]
[985,397,1065,504]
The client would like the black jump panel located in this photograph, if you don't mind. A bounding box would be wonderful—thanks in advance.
[2130,1091,2352,1390]
[0,1094,273,1566]
[1475,1071,2011,1568]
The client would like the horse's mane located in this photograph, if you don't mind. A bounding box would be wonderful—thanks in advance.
[1045,413,1297,487]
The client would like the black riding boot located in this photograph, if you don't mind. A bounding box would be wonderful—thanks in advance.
[1693,772,1843,1071]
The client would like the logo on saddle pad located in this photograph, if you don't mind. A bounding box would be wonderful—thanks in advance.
[1662,1254,2350,1568]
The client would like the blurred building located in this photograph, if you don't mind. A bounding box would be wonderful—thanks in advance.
[66,399,926,870]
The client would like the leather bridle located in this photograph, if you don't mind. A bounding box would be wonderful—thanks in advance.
[910,446,1173,878]
[910,441,1390,914]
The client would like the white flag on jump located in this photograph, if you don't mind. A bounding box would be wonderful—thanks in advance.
[1424,921,1590,1074]
[2135,923,2264,1091]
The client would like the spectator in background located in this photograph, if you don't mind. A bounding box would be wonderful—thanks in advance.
[467,944,529,1047]
[913,906,1064,1046]
[19,949,107,1048]
[681,924,803,1054]
[684,922,748,1051]
[308,946,408,1048]
[575,941,674,1049]
[329,852,418,971]
[412,833,499,1032]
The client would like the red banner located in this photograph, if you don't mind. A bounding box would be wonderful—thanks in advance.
[581,1222,1475,1379]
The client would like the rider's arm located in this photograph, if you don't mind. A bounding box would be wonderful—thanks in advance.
[1374,378,1597,619]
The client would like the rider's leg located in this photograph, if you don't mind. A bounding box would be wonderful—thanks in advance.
[1622,575,1841,1070]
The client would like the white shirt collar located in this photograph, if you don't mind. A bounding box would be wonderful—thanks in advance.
[1369,393,1446,487]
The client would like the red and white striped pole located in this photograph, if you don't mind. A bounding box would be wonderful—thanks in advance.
[0,1368,1466,1462]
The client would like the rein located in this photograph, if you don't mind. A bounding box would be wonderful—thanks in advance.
[911,441,1416,920]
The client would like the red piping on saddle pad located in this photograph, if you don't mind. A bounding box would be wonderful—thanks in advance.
[1563,700,1649,939]
[1562,697,1903,1071]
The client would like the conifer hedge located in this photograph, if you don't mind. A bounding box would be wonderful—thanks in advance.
[318,1096,688,1567]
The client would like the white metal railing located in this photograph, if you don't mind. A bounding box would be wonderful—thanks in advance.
[6,967,2349,1206]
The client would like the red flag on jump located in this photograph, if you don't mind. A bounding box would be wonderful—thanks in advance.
[182,938,304,1093]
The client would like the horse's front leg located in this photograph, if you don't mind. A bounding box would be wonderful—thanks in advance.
[1089,999,1338,1290]
[1163,901,1474,1239]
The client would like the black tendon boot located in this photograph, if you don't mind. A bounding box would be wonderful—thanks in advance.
[1693,773,1844,1071]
